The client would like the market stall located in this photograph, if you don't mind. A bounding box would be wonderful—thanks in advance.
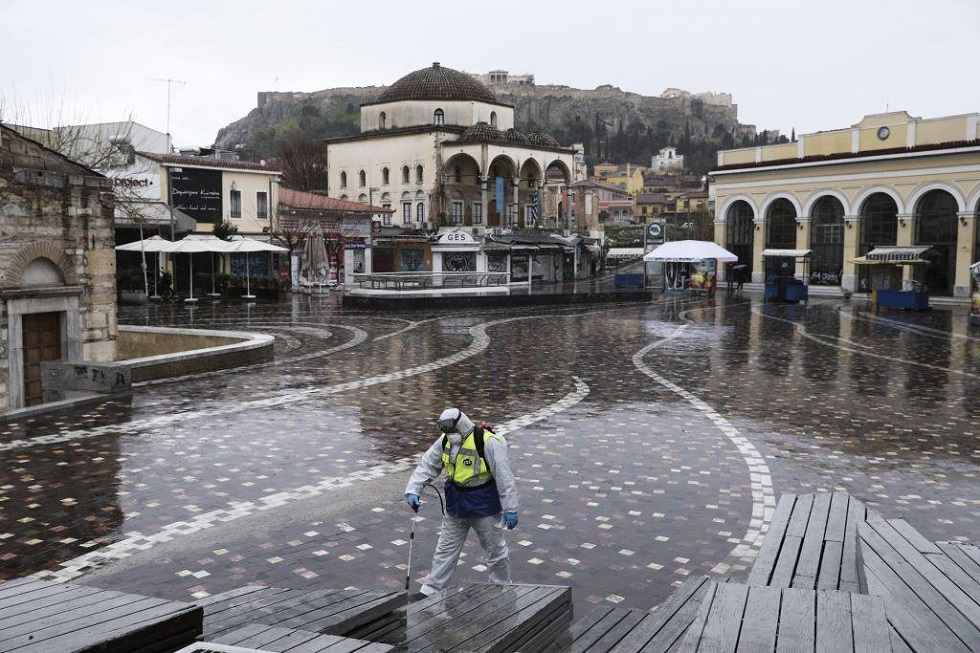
[762,249,811,303]
[643,240,738,297]
[848,246,933,311]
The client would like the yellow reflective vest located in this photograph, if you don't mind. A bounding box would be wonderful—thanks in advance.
[441,428,502,487]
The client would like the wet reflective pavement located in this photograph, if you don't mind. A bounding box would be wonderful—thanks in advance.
[1,291,978,623]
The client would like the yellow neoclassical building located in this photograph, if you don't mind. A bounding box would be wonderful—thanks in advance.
[709,111,980,297]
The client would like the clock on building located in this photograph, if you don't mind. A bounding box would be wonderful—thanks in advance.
[877,126,891,141]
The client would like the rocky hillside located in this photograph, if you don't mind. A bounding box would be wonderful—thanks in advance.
[214,82,760,176]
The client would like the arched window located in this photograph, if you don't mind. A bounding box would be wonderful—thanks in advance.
[382,167,390,185]
[860,193,898,248]
[402,166,410,184]
[915,189,958,296]
[765,198,798,278]
[809,196,845,286]
[454,165,462,183]
[417,202,426,223]
[359,170,366,187]
[766,199,797,249]
[490,111,497,129]
[379,112,386,130]
[340,171,347,188]
[858,193,898,292]
[726,201,754,277]
[416,165,424,184]
[434,109,445,126]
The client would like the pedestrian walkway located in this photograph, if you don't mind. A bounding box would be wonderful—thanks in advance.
[0,290,977,644]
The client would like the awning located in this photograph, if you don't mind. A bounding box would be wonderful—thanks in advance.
[607,247,645,259]
[643,240,738,263]
[114,202,196,233]
[848,246,933,266]
[864,246,932,262]
[762,249,811,258]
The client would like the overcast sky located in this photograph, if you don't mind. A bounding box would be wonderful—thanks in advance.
[2,0,977,151]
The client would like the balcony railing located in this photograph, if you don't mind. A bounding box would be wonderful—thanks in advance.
[352,271,510,291]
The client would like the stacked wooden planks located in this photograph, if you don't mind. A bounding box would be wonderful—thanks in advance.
[0,577,201,653]
[858,517,980,652]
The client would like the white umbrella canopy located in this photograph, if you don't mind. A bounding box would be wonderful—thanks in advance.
[228,237,288,253]
[171,234,237,253]
[643,240,738,263]
[228,237,288,298]
[301,227,330,284]
[114,235,178,252]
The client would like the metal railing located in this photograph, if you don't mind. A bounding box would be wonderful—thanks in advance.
[352,271,511,290]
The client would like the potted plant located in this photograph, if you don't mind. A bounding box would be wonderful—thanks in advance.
[117,269,148,304]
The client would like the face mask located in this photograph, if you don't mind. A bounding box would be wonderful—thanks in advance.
[446,432,462,445]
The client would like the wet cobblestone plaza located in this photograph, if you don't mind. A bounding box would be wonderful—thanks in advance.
[2,291,979,621]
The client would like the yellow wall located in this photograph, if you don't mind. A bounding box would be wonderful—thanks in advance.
[709,112,980,297]
[803,130,851,157]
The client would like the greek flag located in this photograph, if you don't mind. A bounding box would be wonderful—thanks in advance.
[530,192,539,222]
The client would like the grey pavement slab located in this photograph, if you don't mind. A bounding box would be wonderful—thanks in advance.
[1,292,978,626]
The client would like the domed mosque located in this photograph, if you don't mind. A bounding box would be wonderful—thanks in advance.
[324,62,586,283]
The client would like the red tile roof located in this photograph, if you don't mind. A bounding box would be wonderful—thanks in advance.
[279,187,392,213]
[139,152,281,173]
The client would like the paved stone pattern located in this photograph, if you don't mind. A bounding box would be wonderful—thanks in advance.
[1,293,978,621]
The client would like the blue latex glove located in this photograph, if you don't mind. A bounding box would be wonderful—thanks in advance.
[406,493,420,512]
[503,511,518,530]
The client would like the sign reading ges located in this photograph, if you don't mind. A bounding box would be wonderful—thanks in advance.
[437,230,476,244]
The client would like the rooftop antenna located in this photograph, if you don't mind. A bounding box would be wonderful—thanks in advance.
[153,77,187,142]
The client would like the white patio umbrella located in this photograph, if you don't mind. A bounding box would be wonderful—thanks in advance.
[301,225,329,285]
[178,235,237,299]
[228,237,288,299]
[169,236,236,303]
[115,235,179,297]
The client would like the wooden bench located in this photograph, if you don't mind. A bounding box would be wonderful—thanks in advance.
[555,575,711,652]
[197,586,403,641]
[0,577,201,653]
[858,517,980,652]
[746,492,869,592]
[366,583,571,653]
[188,623,394,652]
[677,581,891,651]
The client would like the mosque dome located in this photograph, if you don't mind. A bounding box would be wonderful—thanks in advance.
[377,62,497,104]
[503,128,529,144]
[459,121,504,143]
[528,132,561,148]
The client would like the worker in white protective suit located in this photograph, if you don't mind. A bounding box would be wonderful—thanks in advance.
[404,407,519,597]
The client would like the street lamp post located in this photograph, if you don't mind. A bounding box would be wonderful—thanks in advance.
[167,166,183,240]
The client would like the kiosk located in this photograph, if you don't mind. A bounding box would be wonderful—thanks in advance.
[762,249,811,303]
[643,240,737,297]
[848,246,933,312]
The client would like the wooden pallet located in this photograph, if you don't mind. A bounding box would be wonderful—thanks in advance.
[554,575,711,653]
[196,622,395,652]
[198,586,403,640]
[746,492,868,592]
[0,577,201,653]
[677,581,891,652]
[858,517,980,652]
[371,583,572,653]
